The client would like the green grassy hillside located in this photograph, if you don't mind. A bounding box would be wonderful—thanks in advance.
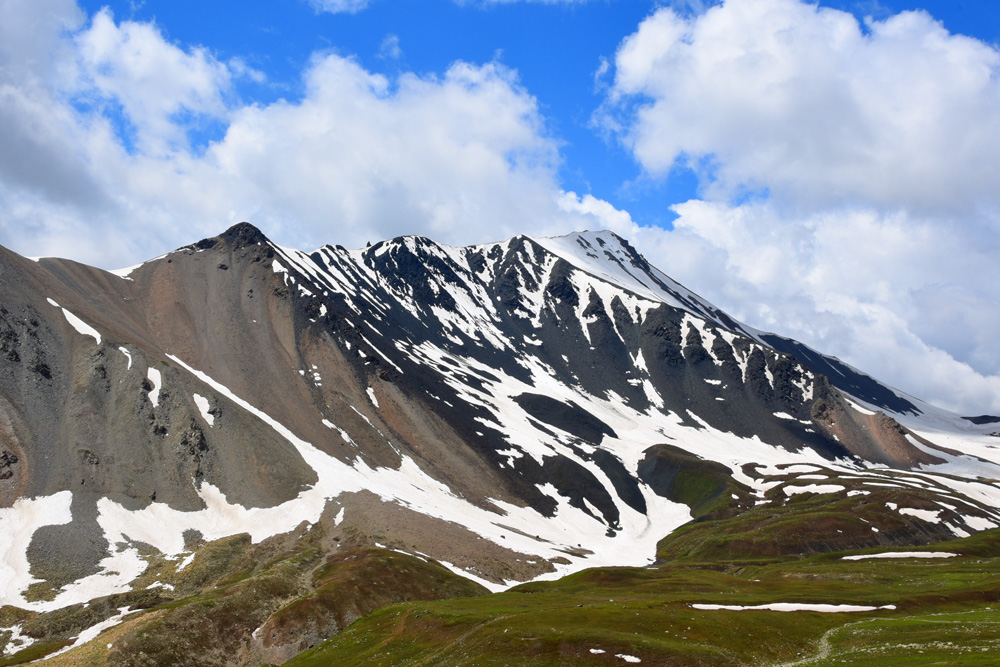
[285,526,1000,665]
[0,520,486,666]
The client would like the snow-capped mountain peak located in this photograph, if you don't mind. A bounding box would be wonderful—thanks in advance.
[1,222,998,626]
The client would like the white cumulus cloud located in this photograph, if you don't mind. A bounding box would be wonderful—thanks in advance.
[74,8,234,155]
[605,0,1000,214]
[0,0,625,266]
[306,0,372,14]
[378,33,402,60]
[601,0,1000,414]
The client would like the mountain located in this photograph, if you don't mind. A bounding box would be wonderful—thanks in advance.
[1,223,999,664]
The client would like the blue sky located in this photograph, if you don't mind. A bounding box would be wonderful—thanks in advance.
[2,0,1000,414]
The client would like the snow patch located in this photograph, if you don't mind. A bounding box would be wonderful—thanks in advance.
[783,484,844,496]
[108,263,143,278]
[43,607,134,660]
[778,464,820,474]
[193,393,214,426]
[846,399,876,416]
[0,623,33,656]
[898,507,941,523]
[146,581,175,591]
[963,515,998,531]
[0,491,73,610]
[146,368,162,407]
[366,387,380,408]
[176,553,196,571]
[843,551,957,561]
[436,559,507,593]
[692,603,895,612]
[46,547,147,613]
[48,299,101,344]
[947,523,972,538]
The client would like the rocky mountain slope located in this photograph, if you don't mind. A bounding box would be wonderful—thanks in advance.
[1,223,998,663]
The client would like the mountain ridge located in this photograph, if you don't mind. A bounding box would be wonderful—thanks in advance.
[2,222,999,662]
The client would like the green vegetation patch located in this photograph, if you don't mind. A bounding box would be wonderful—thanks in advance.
[0,639,73,666]
[259,548,487,659]
[655,486,964,563]
[638,444,752,520]
[804,609,1000,666]
[286,527,1000,666]
[111,562,303,666]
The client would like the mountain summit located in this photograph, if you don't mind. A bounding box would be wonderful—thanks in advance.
[1,224,998,662]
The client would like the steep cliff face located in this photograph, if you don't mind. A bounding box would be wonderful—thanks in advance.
[1,222,998,632]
